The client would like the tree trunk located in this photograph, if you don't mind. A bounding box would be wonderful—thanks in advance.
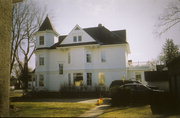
[0,0,12,117]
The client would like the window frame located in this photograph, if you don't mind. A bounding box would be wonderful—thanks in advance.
[101,51,106,63]
[59,64,63,75]
[68,52,71,64]
[39,36,44,45]
[98,72,105,85]
[68,73,71,86]
[39,74,44,87]
[86,52,92,63]
[87,73,92,86]
[73,73,83,86]
[39,57,44,66]
[78,35,82,42]
[73,36,77,42]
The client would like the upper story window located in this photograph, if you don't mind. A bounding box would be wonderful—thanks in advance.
[39,57,44,66]
[59,64,63,75]
[73,35,82,42]
[86,52,92,63]
[68,52,71,64]
[78,36,82,42]
[73,36,77,42]
[39,36,44,45]
[101,51,106,63]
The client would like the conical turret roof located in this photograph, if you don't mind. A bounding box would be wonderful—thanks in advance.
[38,16,54,31]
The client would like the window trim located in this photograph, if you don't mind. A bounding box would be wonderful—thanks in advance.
[39,36,44,45]
[101,51,106,63]
[73,73,83,86]
[86,52,92,63]
[87,73,92,86]
[78,35,82,42]
[73,36,77,42]
[98,72,105,85]
[39,74,44,87]
[68,52,71,64]
[39,57,44,66]
[68,73,71,86]
[59,64,63,75]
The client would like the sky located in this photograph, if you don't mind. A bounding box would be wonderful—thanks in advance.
[29,0,180,68]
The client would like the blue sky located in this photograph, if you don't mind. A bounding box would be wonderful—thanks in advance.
[29,0,180,68]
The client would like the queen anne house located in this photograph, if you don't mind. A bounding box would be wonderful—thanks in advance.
[33,17,131,91]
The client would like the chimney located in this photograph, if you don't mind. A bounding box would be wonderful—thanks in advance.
[98,24,102,27]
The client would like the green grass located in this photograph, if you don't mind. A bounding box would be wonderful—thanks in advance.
[10,102,95,117]
[10,90,23,98]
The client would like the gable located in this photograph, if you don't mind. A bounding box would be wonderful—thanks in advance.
[60,25,96,45]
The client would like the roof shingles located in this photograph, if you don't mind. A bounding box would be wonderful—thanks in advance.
[36,24,127,50]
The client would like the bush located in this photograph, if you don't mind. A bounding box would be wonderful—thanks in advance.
[59,84,109,98]
[150,92,178,114]
[110,86,132,106]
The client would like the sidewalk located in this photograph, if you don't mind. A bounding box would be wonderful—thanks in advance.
[79,104,110,117]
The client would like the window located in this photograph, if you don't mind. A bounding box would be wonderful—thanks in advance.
[101,51,106,62]
[35,75,37,87]
[86,52,92,63]
[68,73,71,86]
[136,73,142,82]
[73,73,83,86]
[59,64,63,74]
[78,36,82,42]
[98,72,105,85]
[39,36,44,45]
[68,52,71,64]
[87,73,92,86]
[39,57,44,66]
[39,74,44,87]
[73,36,77,42]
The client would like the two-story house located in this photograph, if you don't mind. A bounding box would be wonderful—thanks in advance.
[34,17,130,91]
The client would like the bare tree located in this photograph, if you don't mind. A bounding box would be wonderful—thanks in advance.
[11,0,46,91]
[157,0,180,35]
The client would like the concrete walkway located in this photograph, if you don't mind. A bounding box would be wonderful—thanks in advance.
[79,104,110,117]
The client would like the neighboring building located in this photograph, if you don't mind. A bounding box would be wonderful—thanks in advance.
[33,17,130,92]
[145,71,169,91]
[127,61,156,85]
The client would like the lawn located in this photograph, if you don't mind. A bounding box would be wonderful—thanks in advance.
[10,102,95,117]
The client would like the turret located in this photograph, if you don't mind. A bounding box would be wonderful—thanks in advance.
[35,16,59,49]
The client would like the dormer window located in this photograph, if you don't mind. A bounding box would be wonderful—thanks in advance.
[73,36,77,42]
[78,36,82,42]
[39,36,44,45]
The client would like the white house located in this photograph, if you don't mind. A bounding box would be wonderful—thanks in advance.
[34,17,131,92]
